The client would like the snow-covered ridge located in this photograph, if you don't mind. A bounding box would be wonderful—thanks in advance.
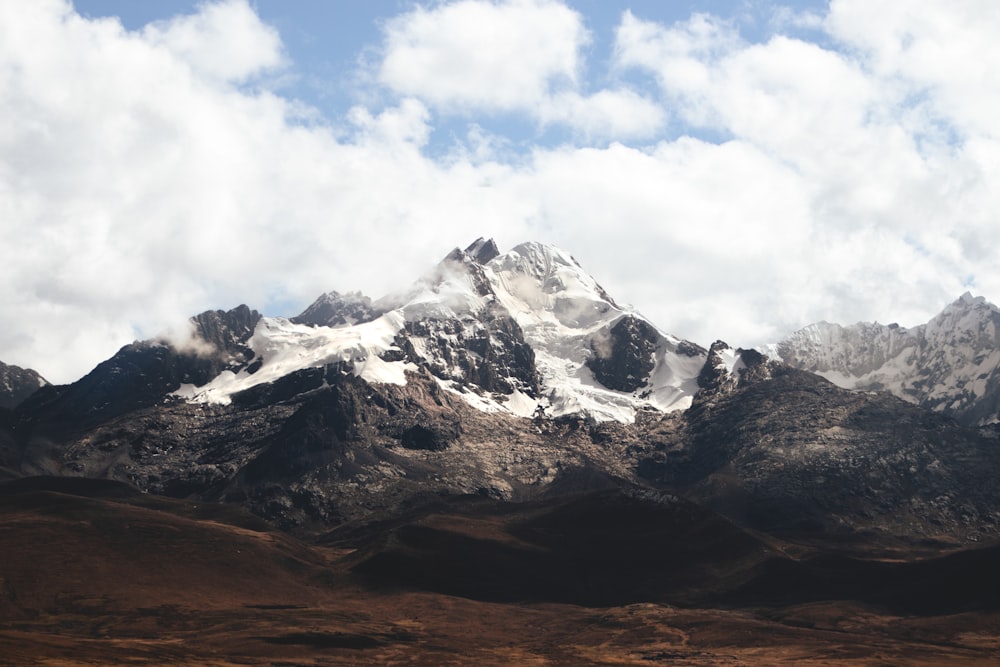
[174,310,415,405]
[176,239,708,422]
[775,292,1000,425]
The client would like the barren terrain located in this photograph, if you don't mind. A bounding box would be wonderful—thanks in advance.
[2,478,998,666]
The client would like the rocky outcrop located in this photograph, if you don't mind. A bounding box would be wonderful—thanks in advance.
[0,361,47,410]
[641,366,1000,539]
[464,236,500,264]
[697,342,774,396]
[292,291,376,328]
[587,315,659,392]
[401,308,539,397]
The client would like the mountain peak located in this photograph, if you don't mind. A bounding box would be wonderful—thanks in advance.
[491,241,620,313]
[465,237,500,264]
[292,290,376,328]
[776,293,1000,426]
[948,291,989,311]
[166,239,706,423]
[0,360,48,409]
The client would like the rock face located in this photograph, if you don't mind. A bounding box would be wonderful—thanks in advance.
[291,291,376,328]
[400,309,539,397]
[775,293,1000,426]
[587,315,659,392]
[0,361,47,410]
[639,365,1000,540]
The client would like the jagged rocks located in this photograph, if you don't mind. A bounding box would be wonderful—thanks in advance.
[587,315,659,392]
[697,341,736,393]
[464,237,500,264]
[190,304,261,361]
[775,293,1000,426]
[0,361,47,410]
[400,308,539,397]
[643,367,1000,539]
[697,342,774,396]
[292,291,376,328]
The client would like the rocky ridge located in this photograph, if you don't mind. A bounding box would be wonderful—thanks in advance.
[775,292,1000,426]
[0,361,47,410]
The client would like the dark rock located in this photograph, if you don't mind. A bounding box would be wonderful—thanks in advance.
[291,291,377,328]
[399,307,539,397]
[17,305,260,427]
[464,237,500,264]
[587,315,659,392]
[0,361,47,410]
[650,367,1000,539]
[399,424,455,451]
[697,340,734,393]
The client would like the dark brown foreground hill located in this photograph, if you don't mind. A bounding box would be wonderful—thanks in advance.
[1,477,999,666]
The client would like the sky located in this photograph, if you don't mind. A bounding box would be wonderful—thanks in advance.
[1,0,998,384]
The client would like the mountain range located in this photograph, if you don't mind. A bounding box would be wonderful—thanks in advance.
[773,292,1000,426]
[3,238,1000,664]
[3,238,1000,534]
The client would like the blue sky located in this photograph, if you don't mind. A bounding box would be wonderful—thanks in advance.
[2,1,999,382]
[75,1,831,149]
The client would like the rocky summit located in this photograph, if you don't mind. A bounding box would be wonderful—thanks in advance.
[0,360,46,410]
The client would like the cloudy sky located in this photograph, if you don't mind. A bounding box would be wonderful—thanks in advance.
[1,0,998,384]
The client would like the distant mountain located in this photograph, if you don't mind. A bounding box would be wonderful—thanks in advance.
[0,360,47,409]
[291,290,376,328]
[774,292,1000,426]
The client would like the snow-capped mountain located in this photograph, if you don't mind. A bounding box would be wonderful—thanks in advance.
[176,239,708,423]
[774,292,1000,425]
[8,241,1000,543]
[0,360,47,409]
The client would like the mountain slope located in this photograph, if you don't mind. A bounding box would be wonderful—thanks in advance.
[646,365,1000,540]
[19,305,260,428]
[0,361,46,410]
[775,293,1000,426]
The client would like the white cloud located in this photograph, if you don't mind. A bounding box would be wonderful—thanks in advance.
[1,0,999,387]
[611,4,1000,338]
[539,89,666,140]
[379,0,586,111]
[141,0,285,82]
[825,0,1000,139]
[378,0,664,139]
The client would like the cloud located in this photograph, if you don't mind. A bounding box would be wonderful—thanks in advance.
[379,0,585,111]
[141,0,285,82]
[610,4,1000,338]
[539,89,666,140]
[825,0,1000,140]
[1,0,999,388]
[378,0,664,139]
